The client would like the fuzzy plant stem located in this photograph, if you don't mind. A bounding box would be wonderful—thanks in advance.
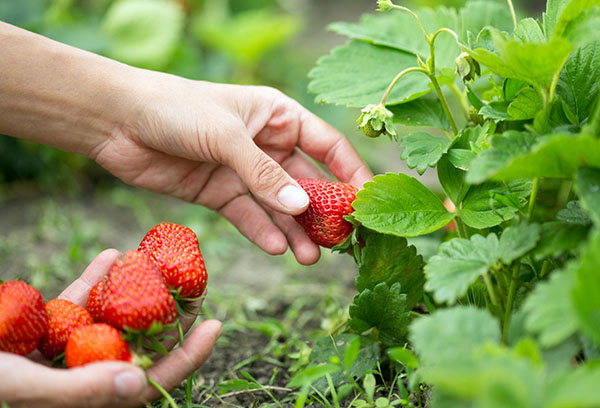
[528,177,540,220]
[147,377,179,408]
[390,4,428,39]
[483,272,499,308]
[380,67,428,105]
[506,0,518,30]
[502,263,520,343]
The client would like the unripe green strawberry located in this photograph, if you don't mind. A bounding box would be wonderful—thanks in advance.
[38,298,94,359]
[65,323,132,367]
[138,223,207,299]
[293,178,359,248]
[0,280,48,355]
[101,251,177,332]
[86,280,105,322]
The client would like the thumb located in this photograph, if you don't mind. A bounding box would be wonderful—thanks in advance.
[230,141,309,215]
[37,361,148,407]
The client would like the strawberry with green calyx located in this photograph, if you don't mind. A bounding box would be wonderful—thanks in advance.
[38,298,94,359]
[294,178,359,248]
[138,222,207,306]
[455,52,481,82]
[65,323,178,408]
[357,104,397,140]
[100,250,178,354]
[0,280,48,356]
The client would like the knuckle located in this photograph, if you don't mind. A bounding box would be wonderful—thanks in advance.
[251,158,283,192]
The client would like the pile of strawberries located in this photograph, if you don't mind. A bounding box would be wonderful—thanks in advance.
[0,222,207,368]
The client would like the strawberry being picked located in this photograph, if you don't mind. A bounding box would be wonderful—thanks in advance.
[294,178,359,248]
[38,298,93,359]
[100,250,177,333]
[138,223,207,299]
[0,280,48,355]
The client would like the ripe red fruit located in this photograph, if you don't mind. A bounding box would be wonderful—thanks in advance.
[86,280,105,322]
[65,323,132,368]
[101,250,177,332]
[0,280,48,355]
[138,223,207,298]
[293,179,359,248]
[38,298,94,359]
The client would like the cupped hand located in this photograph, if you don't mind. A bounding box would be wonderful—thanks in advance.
[0,249,222,408]
[91,78,373,265]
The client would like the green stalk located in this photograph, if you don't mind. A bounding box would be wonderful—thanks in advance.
[483,272,499,308]
[390,4,428,39]
[527,177,540,220]
[506,0,518,30]
[148,377,179,408]
[455,217,468,239]
[380,67,428,105]
[502,264,520,344]
[430,74,459,135]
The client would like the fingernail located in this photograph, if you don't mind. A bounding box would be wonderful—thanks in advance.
[277,184,309,210]
[114,370,145,398]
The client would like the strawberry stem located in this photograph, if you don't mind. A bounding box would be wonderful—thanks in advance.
[147,376,179,408]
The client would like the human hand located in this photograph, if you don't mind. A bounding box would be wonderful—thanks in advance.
[0,249,222,408]
[91,78,373,264]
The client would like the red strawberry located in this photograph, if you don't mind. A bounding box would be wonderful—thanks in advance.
[0,280,48,355]
[38,298,94,359]
[293,178,359,248]
[65,323,132,367]
[86,280,105,322]
[101,250,177,332]
[138,223,207,299]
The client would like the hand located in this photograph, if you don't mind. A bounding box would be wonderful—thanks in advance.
[90,78,373,265]
[0,249,222,408]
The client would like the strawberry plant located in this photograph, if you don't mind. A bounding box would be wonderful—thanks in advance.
[290,0,600,406]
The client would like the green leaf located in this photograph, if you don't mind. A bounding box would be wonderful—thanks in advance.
[399,132,452,175]
[544,364,600,407]
[344,337,361,369]
[329,6,460,69]
[409,306,500,367]
[287,364,341,388]
[572,229,600,347]
[563,7,600,49]
[468,29,573,91]
[459,180,532,229]
[193,9,301,65]
[349,282,410,345]
[534,221,590,259]
[556,201,592,225]
[387,347,419,368]
[507,87,544,120]
[353,173,455,237]
[447,149,476,171]
[424,234,500,304]
[498,221,541,264]
[459,0,514,45]
[552,0,600,39]
[389,98,450,130]
[438,155,469,205]
[513,18,546,44]
[355,229,425,310]
[466,131,536,184]
[486,133,600,181]
[308,41,431,107]
[102,0,184,70]
[479,102,511,121]
[523,266,579,347]
[575,166,600,226]
[557,41,600,126]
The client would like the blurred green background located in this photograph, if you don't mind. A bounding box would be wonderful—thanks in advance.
[0,0,545,312]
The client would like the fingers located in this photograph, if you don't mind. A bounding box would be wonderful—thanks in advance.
[59,249,120,306]
[142,320,222,402]
[296,108,373,187]
[0,352,147,408]
[226,138,309,216]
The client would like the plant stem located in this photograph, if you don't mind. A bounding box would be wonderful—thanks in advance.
[148,377,179,408]
[390,4,428,39]
[527,177,540,220]
[455,217,468,239]
[380,67,428,105]
[448,82,471,119]
[506,0,518,30]
[430,74,459,135]
[502,263,520,344]
[482,272,499,308]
